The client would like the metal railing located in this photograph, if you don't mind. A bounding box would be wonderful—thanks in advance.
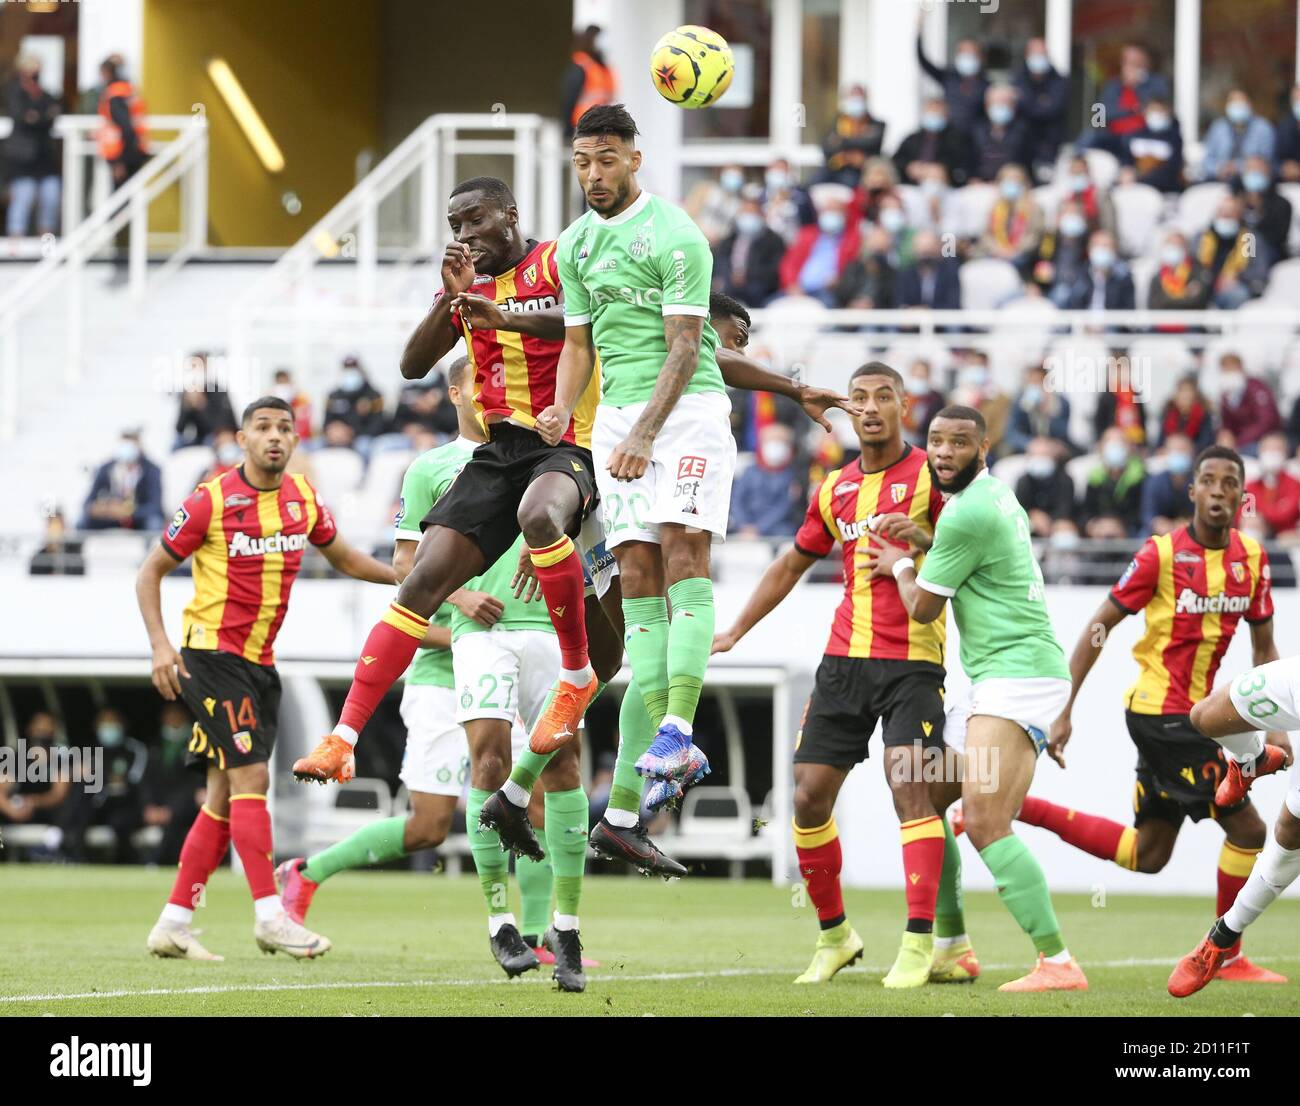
[0,115,209,441]
[228,113,564,389]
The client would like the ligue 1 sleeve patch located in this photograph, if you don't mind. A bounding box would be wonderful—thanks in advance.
[1116,558,1138,590]
[166,505,190,542]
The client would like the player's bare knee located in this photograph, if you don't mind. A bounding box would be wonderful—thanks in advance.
[517,502,563,549]
[471,752,509,791]
[793,784,833,828]
[1225,808,1267,851]
[228,762,269,796]
[961,801,1010,850]
[888,777,934,822]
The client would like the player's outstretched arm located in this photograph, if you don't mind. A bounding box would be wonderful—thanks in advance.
[713,545,817,653]
[1247,617,1293,763]
[136,542,190,701]
[452,295,565,341]
[536,323,596,446]
[715,348,862,433]
[1045,597,1128,765]
[319,534,398,585]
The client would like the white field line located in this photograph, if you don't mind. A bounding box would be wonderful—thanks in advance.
[4,955,1299,1004]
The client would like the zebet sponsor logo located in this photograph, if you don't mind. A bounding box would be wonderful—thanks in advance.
[228,531,308,557]
[675,455,707,514]
[1175,589,1251,615]
[50,1037,151,1086]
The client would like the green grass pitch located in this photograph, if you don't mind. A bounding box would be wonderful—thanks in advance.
[2,866,1298,1016]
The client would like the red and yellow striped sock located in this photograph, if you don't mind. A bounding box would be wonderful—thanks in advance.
[167,804,230,910]
[1216,841,1261,959]
[1019,794,1135,869]
[230,794,276,902]
[529,536,589,671]
[900,814,946,932]
[338,602,430,733]
[793,816,844,930]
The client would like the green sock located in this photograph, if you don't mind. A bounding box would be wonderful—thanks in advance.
[979,834,1065,957]
[515,852,553,939]
[467,788,509,915]
[935,815,967,939]
[664,577,714,724]
[508,682,608,794]
[622,596,670,724]
[301,815,407,884]
[608,680,655,817]
[544,787,589,919]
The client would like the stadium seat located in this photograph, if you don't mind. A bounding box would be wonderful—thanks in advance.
[1082,148,1120,192]
[958,258,1022,310]
[1279,183,1300,255]
[992,453,1031,488]
[1278,341,1300,407]
[1175,182,1230,237]
[307,447,366,502]
[678,785,753,840]
[1125,336,1195,416]
[1262,258,1300,305]
[1032,184,1059,228]
[1129,256,1156,309]
[163,445,214,510]
[1110,184,1165,259]
[81,532,151,574]
[1066,453,1098,498]
[951,182,999,240]
[753,294,830,370]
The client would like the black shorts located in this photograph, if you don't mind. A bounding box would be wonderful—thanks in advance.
[795,656,946,766]
[422,422,596,568]
[1126,710,1247,826]
[179,648,281,771]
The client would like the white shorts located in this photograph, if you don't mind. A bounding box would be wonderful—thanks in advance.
[398,684,469,797]
[452,628,560,730]
[943,677,1072,756]
[577,509,618,600]
[1229,657,1300,733]
[593,390,736,548]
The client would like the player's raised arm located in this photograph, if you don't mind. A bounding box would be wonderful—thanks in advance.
[400,242,477,379]
[318,531,398,585]
[136,541,191,701]
[452,295,566,341]
[535,322,596,446]
[715,348,860,433]
[713,545,818,653]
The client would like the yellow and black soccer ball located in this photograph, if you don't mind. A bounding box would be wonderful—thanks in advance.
[650,25,734,109]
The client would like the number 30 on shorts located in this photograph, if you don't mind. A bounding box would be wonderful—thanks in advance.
[1236,670,1280,720]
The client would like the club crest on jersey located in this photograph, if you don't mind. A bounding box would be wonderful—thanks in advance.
[1230,561,1245,583]
[232,731,253,754]
[890,482,909,504]
[166,506,190,541]
[629,236,650,259]
[522,262,538,287]
[287,501,302,522]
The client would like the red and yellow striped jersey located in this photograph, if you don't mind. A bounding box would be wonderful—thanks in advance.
[436,238,601,450]
[161,466,337,666]
[1110,525,1273,715]
[794,445,947,663]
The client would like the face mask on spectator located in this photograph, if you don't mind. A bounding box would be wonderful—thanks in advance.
[114,440,140,464]
[765,168,788,191]
[218,441,243,465]
[955,52,980,77]
[921,111,946,132]
[1166,451,1192,475]
[734,211,764,237]
[720,168,744,193]
[959,366,988,390]
[1068,173,1090,194]
[1022,384,1044,408]
[1103,442,1129,469]
[999,178,1023,201]
[1260,450,1287,475]
[1213,217,1240,239]
[1089,245,1116,269]
[818,210,846,235]
[1129,67,1150,85]
[1160,243,1186,267]
[988,103,1015,127]
[1145,110,1170,131]
[760,439,793,469]
[1027,455,1055,479]
[161,724,190,744]
[1242,170,1269,193]
[905,375,930,396]
[1051,528,1080,550]
[1026,53,1050,75]
[1059,213,1087,238]
[97,722,125,747]
[1225,101,1252,125]
[341,368,364,391]
[1220,371,1245,399]
[840,96,868,119]
[880,207,905,233]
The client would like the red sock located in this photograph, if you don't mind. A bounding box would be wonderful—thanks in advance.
[529,537,589,671]
[230,794,276,902]
[793,817,845,928]
[168,805,231,910]
[1217,842,1260,959]
[1019,795,1135,867]
[900,815,946,929]
[338,602,430,733]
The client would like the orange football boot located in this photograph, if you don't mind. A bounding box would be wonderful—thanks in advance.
[292,735,356,784]
[528,674,600,754]
[998,953,1089,992]
[1216,744,1288,808]
[1168,936,1227,997]
[1216,954,1287,984]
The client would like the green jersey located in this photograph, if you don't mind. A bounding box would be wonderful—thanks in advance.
[450,533,554,642]
[916,470,1068,683]
[557,191,725,407]
[394,438,478,687]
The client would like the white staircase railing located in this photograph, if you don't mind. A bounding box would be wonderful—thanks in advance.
[0,115,209,441]
[228,113,564,385]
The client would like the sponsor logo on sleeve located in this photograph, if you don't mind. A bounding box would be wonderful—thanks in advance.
[1116,558,1139,590]
[166,506,190,542]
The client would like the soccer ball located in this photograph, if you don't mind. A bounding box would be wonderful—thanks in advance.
[650,25,734,109]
